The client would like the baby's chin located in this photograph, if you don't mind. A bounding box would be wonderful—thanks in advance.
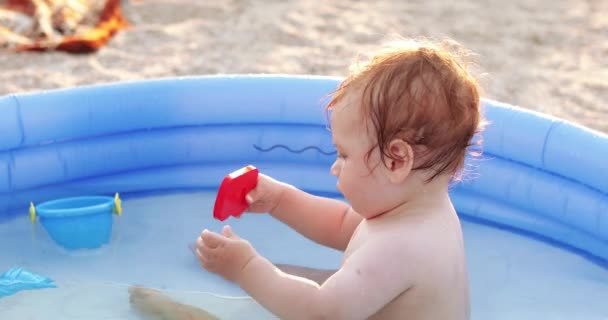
[361,211,384,220]
[351,205,377,219]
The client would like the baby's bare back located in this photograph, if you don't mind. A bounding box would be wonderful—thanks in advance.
[346,208,469,320]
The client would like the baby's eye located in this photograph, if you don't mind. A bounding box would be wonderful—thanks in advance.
[337,152,347,159]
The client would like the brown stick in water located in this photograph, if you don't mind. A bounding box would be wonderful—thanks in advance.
[128,265,336,320]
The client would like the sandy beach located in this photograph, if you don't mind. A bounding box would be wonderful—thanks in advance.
[1,0,606,133]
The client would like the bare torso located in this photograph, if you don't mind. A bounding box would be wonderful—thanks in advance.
[343,207,469,320]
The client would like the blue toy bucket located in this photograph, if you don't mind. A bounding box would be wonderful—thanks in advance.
[35,196,117,250]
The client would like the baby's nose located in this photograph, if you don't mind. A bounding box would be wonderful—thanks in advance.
[330,160,340,176]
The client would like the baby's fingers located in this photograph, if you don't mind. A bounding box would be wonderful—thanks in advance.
[200,229,225,249]
[195,246,216,271]
[200,241,218,259]
[245,187,259,206]
[222,225,240,239]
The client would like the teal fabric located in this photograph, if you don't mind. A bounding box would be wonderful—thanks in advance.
[0,267,56,298]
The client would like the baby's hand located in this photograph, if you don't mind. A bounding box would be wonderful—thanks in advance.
[195,226,257,282]
[245,173,289,214]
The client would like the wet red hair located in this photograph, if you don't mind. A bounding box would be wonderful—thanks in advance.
[327,38,486,181]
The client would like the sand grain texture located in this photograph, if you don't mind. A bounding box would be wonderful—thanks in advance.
[1,0,606,132]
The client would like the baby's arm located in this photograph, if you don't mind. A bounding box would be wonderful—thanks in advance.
[237,238,413,320]
[275,264,336,285]
[270,185,362,251]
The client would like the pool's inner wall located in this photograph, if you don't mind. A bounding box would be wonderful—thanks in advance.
[0,75,606,261]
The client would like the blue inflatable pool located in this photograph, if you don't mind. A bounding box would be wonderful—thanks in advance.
[0,75,606,319]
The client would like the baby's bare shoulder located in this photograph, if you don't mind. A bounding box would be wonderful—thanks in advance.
[372,213,461,260]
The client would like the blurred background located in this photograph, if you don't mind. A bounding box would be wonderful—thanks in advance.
[1,0,606,133]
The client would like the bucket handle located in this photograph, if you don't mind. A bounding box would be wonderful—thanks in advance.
[113,193,122,216]
[27,193,122,221]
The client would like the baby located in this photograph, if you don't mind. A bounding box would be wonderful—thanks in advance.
[130,38,484,320]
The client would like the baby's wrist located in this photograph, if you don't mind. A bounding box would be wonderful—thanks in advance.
[236,253,262,285]
[269,182,292,215]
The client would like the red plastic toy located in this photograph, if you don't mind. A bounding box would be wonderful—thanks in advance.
[213,165,259,221]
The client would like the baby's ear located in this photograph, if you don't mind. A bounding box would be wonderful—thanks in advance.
[383,139,414,183]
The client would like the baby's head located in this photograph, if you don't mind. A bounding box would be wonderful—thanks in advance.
[327,39,484,212]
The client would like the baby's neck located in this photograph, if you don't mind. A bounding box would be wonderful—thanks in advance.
[370,173,452,220]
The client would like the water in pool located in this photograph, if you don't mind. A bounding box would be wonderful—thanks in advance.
[0,191,607,319]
